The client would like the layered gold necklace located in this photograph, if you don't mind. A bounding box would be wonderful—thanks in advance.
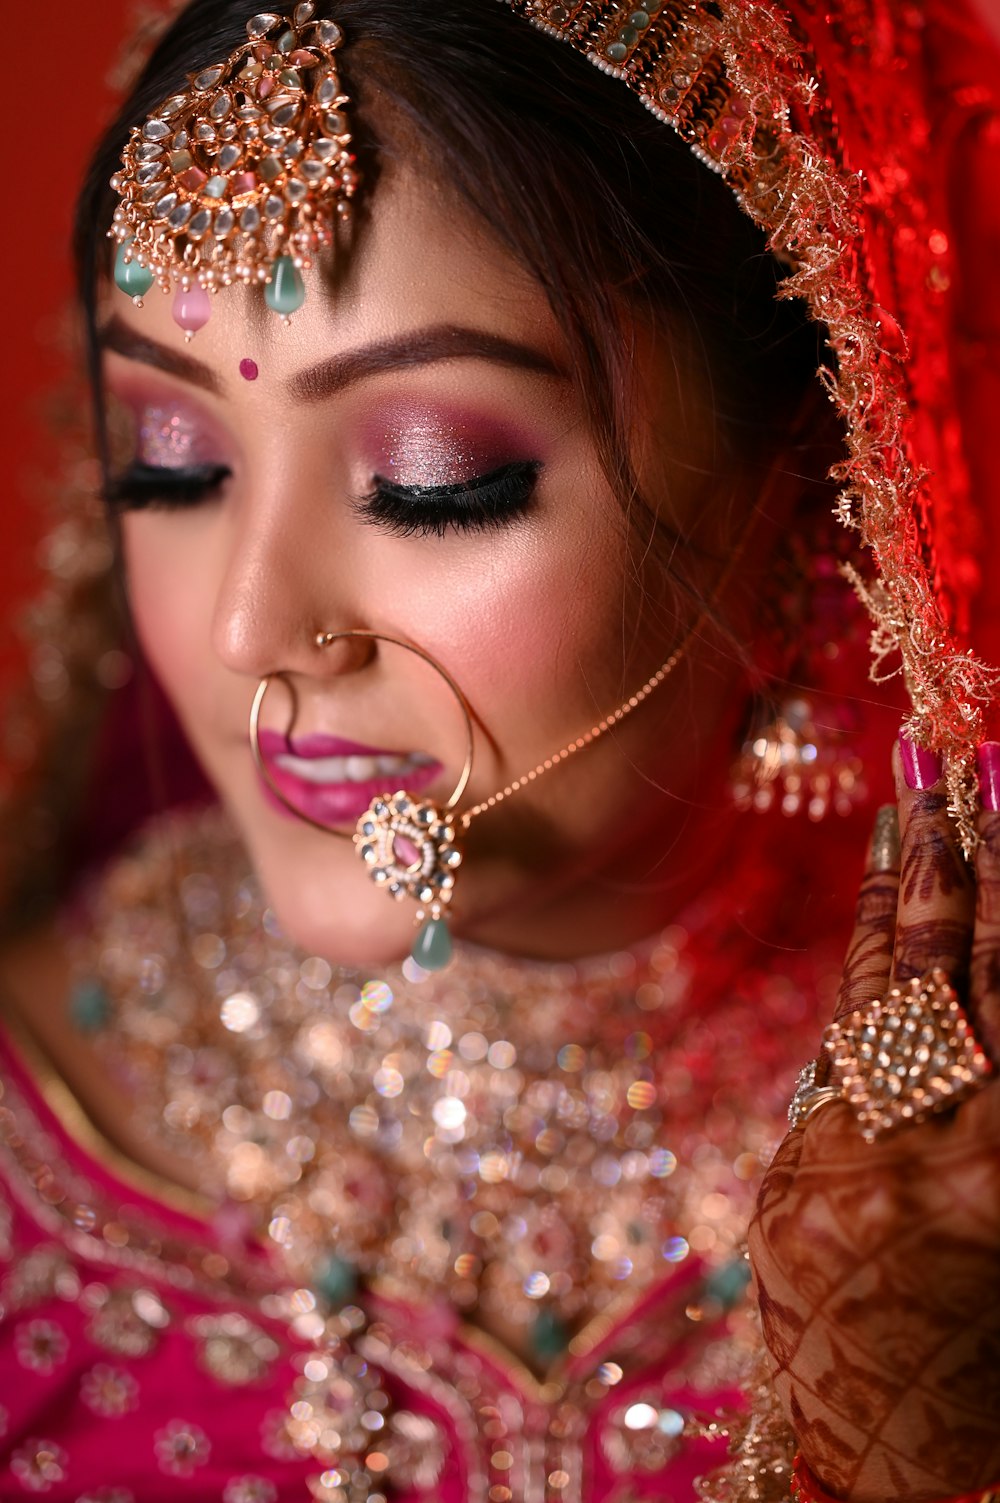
[67,806,810,1365]
[56,799,824,1490]
[68,811,824,1364]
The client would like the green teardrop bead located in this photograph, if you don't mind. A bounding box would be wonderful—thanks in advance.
[704,1255,751,1311]
[70,979,111,1034]
[265,255,306,316]
[531,1308,570,1361]
[114,239,154,299]
[314,1253,358,1306]
[411,917,453,972]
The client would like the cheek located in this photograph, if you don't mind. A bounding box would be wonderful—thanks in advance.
[377,486,629,747]
[121,517,220,729]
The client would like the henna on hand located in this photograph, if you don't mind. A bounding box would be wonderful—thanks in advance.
[835,870,897,1017]
[749,749,1000,1503]
[970,812,1000,1059]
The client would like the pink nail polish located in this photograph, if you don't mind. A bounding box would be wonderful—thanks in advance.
[978,742,1000,811]
[899,729,942,790]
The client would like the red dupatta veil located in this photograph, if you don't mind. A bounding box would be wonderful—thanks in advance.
[505,0,1000,853]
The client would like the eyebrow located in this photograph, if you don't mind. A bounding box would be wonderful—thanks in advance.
[288,324,566,400]
[100,315,221,393]
[99,315,566,399]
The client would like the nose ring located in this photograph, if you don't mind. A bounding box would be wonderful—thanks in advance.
[249,630,476,971]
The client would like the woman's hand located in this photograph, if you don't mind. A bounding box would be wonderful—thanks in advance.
[748,735,1000,1503]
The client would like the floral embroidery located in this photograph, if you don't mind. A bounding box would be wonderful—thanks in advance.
[80,1364,140,1418]
[3,1246,81,1312]
[153,1420,211,1478]
[10,1439,67,1493]
[223,1478,279,1503]
[188,1312,280,1386]
[260,1408,300,1461]
[87,1287,170,1358]
[14,1320,68,1375]
[601,1397,689,1472]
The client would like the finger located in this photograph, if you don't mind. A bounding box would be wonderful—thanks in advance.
[892,729,975,987]
[970,743,1000,1060]
[832,803,900,1023]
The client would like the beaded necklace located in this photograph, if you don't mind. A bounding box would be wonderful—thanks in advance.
[61,805,833,1496]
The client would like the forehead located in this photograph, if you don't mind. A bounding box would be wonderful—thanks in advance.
[101,159,564,388]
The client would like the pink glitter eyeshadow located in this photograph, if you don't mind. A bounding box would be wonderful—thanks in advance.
[138,407,197,469]
[239,358,259,381]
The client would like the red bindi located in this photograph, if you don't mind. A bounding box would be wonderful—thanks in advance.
[239,358,259,381]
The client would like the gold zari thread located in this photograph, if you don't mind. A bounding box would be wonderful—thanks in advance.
[504,0,1000,856]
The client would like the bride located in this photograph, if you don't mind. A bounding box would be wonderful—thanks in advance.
[1,1,999,1498]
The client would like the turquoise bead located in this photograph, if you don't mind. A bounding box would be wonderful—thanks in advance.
[70,979,110,1034]
[531,1308,570,1362]
[704,1256,751,1310]
[113,239,154,300]
[411,917,453,972]
[314,1254,358,1306]
[265,256,306,317]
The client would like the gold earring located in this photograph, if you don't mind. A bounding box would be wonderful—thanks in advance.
[730,695,867,819]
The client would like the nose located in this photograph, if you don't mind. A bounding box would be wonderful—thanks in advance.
[210,470,372,683]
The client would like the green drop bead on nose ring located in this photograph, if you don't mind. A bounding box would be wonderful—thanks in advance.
[249,630,475,973]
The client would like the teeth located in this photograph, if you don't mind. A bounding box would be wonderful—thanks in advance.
[344,755,376,781]
[275,754,346,783]
[273,752,429,786]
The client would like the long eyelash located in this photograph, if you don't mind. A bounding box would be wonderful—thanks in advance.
[103,462,232,511]
[353,460,541,539]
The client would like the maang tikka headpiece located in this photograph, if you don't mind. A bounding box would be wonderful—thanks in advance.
[109,4,359,336]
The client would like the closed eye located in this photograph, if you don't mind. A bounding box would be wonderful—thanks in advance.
[103,461,232,511]
[352,460,541,538]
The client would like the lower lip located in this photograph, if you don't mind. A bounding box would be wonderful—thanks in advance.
[256,755,444,826]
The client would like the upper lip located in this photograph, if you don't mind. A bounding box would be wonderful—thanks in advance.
[255,729,421,759]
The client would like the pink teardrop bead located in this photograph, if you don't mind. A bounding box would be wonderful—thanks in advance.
[172,284,212,340]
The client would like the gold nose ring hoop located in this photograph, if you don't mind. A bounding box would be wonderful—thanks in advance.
[249,630,476,970]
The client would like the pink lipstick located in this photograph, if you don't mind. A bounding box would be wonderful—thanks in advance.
[254,729,443,826]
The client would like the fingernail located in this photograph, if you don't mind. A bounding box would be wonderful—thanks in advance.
[978,742,1000,811]
[899,728,942,790]
[868,804,900,871]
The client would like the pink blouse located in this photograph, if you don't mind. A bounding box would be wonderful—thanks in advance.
[0,1023,749,1501]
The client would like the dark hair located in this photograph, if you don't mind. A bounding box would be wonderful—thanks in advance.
[75,0,824,572]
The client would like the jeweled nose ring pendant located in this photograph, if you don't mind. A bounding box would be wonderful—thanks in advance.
[249,630,475,972]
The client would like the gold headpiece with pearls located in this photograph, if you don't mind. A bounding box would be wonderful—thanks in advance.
[109,4,359,334]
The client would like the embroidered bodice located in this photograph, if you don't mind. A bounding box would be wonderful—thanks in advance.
[0,807,848,1501]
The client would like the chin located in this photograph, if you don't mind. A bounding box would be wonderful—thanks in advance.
[252,847,420,971]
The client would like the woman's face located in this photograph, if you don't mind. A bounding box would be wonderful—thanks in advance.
[103,157,757,966]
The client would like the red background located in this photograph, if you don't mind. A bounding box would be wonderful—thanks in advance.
[2,0,142,701]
